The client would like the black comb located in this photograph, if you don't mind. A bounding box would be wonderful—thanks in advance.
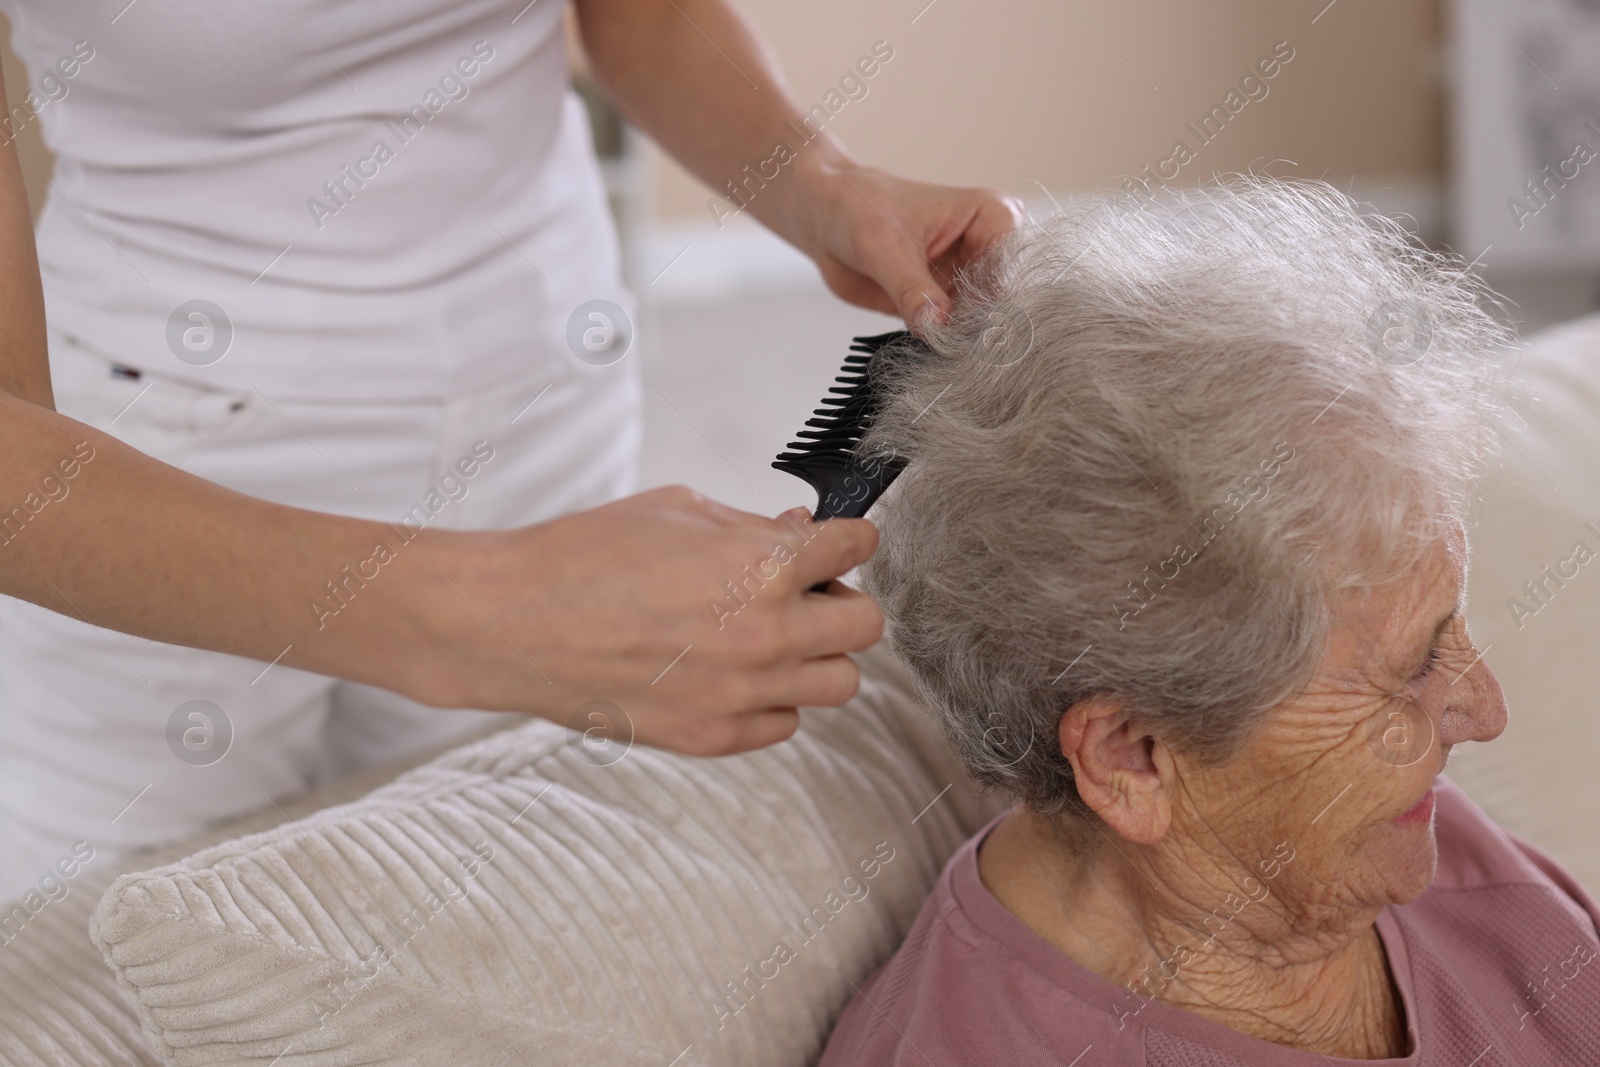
[773,329,929,523]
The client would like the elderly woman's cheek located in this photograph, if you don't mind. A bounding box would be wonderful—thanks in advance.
[1362,691,1438,774]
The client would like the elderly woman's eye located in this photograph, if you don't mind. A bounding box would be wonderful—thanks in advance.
[1415,648,1443,681]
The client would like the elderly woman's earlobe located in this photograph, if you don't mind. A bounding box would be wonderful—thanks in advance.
[1057,695,1174,845]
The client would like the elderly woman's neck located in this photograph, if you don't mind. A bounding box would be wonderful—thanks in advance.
[979,809,1407,1059]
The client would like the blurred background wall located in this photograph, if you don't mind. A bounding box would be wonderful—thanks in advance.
[646,1,1443,218]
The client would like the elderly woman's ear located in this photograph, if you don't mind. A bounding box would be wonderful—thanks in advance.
[1057,696,1175,846]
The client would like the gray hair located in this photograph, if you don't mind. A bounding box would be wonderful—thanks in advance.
[860,177,1513,819]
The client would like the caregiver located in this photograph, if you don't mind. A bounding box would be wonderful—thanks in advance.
[0,0,1020,897]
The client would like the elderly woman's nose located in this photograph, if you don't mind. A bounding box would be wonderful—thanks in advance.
[1439,657,1509,746]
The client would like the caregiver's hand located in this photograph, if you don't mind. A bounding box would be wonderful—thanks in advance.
[778,160,1025,331]
[416,487,883,754]
[0,395,881,754]
[573,0,1023,333]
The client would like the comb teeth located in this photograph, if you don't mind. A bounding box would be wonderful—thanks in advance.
[772,330,929,520]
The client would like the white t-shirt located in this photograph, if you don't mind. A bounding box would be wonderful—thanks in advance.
[1,0,626,400]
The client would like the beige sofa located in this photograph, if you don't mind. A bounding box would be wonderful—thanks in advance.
[1,645,999,1067]
[1428,311,1600,892]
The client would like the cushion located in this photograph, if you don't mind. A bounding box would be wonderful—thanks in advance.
[0,720,519,1066]
[86,643,1001,1066]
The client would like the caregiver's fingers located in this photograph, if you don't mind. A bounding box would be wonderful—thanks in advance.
[791,580,884,659]
[762,651,869,712]
[635,654,859,756]
[958,189,1028,259]
[876,234,955,331]
[720,708,803,754]
[868,184,1024,330]
[709,655,866,754]
[781,513,879,591]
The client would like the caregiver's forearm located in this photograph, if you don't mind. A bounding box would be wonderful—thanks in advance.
[0,85,50,408]
[0,389,477,699]
[573,0,855,245]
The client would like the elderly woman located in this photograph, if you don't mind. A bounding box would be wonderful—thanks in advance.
[820,180,1600,1064]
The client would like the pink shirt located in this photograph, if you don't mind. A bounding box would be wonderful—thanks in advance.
[819,778,1600,1065]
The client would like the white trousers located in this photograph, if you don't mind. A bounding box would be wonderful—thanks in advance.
[0,334,641,901]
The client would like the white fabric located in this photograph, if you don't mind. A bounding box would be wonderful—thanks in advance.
[84,644,1002,1067]
[0,0,621,400]
[0,333,640,903]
